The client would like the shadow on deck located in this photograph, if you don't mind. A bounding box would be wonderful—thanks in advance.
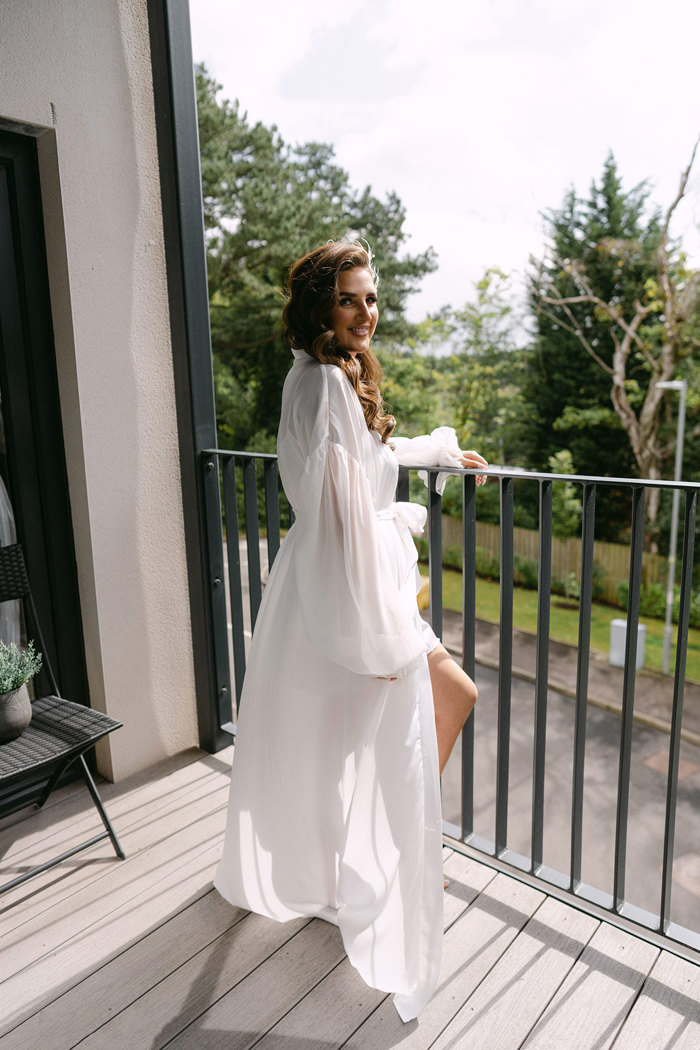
[0,749,698,1049]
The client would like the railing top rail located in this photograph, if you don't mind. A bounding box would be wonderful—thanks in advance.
[202,448,278,461]
[201,448,700,492]
[429,466,700,492]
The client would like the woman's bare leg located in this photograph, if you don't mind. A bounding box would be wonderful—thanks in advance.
[427,643,477,775]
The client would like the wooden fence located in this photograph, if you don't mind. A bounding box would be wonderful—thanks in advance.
[441,516,668,605]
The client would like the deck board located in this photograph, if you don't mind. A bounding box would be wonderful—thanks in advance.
[0,748,230,921]
[254,853,496,1050]
[0,779,230,986]
[76,914,316,1050]
[520,922,659,1050]
[165,919,347,1050]
[611,951,700,1050]
[428,895,599,1050]
[343,874,547,1050]
[0,748,697,1050]
[0,749,217,873]
[0,882,243,1049]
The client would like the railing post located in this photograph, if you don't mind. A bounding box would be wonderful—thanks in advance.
[496,476,514,856]
[222,456,246,715]
[570,481,595,891]
[613,486,645,912]
[428,471,443,640]
[531,479,552,873]
[243,458,263,630]
[396,465,410,503]
[660,489,697,931]
[461,473,477,840]
[202,454,232,736]
[264,458,281,570]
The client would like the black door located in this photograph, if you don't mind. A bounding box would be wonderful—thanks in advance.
[0,127,89,704]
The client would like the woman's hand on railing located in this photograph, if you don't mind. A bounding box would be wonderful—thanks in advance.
[459,449,489,486]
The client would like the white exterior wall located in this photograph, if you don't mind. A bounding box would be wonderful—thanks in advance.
[0,0,199,778]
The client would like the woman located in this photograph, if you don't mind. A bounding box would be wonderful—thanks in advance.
[214,241,486,1021]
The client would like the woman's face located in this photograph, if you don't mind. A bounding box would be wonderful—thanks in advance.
[328,267,379,355]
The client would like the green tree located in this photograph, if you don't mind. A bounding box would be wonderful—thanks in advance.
[446,269,529,465]
[548,450,582,538]
[528,146,700,540]
[375,346,447,436]
[524,156,656,480]
[196,66,436,446]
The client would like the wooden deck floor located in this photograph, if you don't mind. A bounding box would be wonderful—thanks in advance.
[1,748,699,1049]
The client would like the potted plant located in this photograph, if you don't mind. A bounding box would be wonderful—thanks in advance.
[0,640,42,743]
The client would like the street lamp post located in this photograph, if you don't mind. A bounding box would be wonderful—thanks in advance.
[655,379,687,675]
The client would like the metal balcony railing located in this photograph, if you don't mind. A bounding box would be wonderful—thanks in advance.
[201,448,700,964]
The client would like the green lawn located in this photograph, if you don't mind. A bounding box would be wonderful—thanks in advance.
[439,568,700,682]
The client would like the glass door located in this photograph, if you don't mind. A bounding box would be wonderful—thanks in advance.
[0,389,20,645]
[0,127,88,703]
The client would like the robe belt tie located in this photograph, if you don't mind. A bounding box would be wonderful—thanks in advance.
[375,502,427,582]
[375,501,427,536]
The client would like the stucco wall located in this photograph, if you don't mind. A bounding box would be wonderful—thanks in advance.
[0,0,199,778]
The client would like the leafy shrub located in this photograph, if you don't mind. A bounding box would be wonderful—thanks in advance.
[592,562,607,601]
[443,544,463,571]
[415,539,507,579]
[563,572,580,600]
[413,540,463,572]
[552,573,579,600]
[617,579,628,609]
[640,583,666,619]
[475,546,500,580]
[474,484,500,524]
[617,580,700,627]
[618,580,666,619]
[441,476,463,519]
[671,587,700,628]
[552,563,605,601]
[514,555,538,590]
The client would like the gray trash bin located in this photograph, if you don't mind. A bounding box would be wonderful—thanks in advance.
[609,618,646,670]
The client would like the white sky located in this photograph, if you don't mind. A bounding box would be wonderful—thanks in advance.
[189,0,700,321]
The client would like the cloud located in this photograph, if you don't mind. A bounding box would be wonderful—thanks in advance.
[190,0,700,319]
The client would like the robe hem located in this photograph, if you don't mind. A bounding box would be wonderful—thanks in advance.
[212,880,435,1023]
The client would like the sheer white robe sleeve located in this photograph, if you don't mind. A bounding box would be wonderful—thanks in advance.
[288,368,431,679]
[391,426,463,494]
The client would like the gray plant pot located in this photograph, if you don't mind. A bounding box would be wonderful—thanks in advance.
[0,683,32,743]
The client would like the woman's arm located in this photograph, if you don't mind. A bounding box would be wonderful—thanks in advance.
[290,366,432,679]
[392,427,488,492]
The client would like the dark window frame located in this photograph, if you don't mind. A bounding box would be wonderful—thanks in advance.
[147,0,229,752]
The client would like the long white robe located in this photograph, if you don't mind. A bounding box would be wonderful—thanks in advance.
[214,349,463,1021]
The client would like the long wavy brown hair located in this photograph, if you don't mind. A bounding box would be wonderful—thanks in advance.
[282,241,396,443]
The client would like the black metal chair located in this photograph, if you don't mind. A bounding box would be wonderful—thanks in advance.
[0,543,124,893]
